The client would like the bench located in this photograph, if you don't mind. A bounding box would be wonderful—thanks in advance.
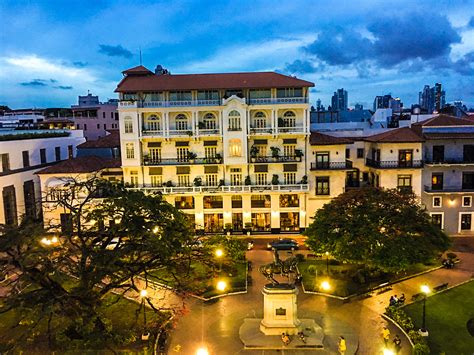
[434,282,448,292]
[376,283,393,295]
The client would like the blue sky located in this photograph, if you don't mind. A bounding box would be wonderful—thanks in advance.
[1,0,473,109]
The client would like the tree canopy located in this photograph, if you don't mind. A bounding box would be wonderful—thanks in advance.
[304,188,450,271]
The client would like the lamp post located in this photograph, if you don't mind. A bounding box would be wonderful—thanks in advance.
[320,280,331,292]
[215,248,224,273]
[420,284,430,333]
[325,251,329,274]
[139,289,149,339]
[216,280,227,292]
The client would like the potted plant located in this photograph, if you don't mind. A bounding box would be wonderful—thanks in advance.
[278,117,285,127]
[214,153,222,163]
[272,174,279,185]
[244,222,253,236]
[218,179,225,187]
[193,177,202,187]
[295,149,304,161]
[165,180,173,187]
[250,145,259,162]
[186,130,193,137]
[225,223,232,236]
[270,146,280,161]
[300,175,308,184]
[244,175,251,185]
[198,121,206,130]
[187,151,197,163]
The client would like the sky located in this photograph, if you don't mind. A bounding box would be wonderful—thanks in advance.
[1,0,473,109]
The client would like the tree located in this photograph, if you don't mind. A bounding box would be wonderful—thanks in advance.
[0,177,214,350]
[304,188,450,272]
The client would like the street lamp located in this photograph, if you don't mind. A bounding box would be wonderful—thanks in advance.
[325,251,329,274]
[215,248,224,272]
[216,280,227,292]
[420,284,430,333]
[196,347,209,355]
[139,289,149,340]
[320,280,331,291]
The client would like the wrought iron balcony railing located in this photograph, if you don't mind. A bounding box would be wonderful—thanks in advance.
[365,158,423,169]
[310,160,353,170]
[143,157,223,166]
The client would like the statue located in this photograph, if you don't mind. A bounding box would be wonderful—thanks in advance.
[259,249,300,285]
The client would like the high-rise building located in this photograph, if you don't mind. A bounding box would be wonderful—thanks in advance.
[373,94,392,111]
[419,83,445,113]
[331,88,348,111]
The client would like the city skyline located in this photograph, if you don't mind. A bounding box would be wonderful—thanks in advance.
[0,0,473,109]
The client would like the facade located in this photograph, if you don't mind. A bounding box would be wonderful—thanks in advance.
[331,88,348,111]
[72,93,119,141]
[419,83,446,113]
[115,65,314,233]
[0,129,85,225]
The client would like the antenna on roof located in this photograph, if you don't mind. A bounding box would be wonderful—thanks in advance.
[139,47,142,65]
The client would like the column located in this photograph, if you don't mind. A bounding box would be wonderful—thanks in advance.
[270,194,280,233]
[242,194,252,227]
[223,195,232,227]
[194,195,204,232]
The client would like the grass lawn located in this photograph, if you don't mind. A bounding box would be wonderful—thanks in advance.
[298,258,440,297]
[0,294,167,353]
[149,261,248,299]
[404,280,474,355]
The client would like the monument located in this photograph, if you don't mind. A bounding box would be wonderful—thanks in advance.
[239,250,324,349]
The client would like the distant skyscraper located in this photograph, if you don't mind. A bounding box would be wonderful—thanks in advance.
[331,88,348,111]
[316,98,322,111]
[373,94,392,111]
[419,83,445,113]
[354,103,363,110]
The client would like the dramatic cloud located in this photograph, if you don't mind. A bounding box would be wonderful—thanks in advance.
[98,44,133,58]
[20,79,48,87]
[284,59,323,74]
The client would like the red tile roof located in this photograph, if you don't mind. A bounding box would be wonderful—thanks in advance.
[310,132,354,145]
[412,114,474,127]
[365,127,424,143]
[78,130,120,149]
[115,68,314,92]
[423,132,474,140]
[122,65,154,75]
[37,156,121,174]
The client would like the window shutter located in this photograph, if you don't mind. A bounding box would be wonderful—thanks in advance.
[283,164,298,172]
[253,139,268,145]
[254,164,268,172]
[148,142,161,147]
[149,167,162,175]
[176,166,190,174]
[175,141,189,147]
[204,166,219,174]
[283,139,297,144]
[203,140,218,146]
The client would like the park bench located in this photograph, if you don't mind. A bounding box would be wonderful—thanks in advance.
[433,282,448,292]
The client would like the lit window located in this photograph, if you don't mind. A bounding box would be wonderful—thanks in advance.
[229,139,242,157]
[433,196,442,208]
[463,196,472,207]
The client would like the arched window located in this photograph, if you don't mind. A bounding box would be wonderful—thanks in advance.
[203,113,217,130]
[228,110,241,131]
[229,139,242,157]
[175,114,188,131]
[281,111,296,127]
[253,111,267,128]
[124,116,133,133]
[145,114,161,131]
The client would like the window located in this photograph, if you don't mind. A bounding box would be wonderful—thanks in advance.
[397,175,412,191]
[229,139,242,157]
[150,91,163,101]
[84,124,87,131]
[431,213,443,229]
[232,195,242,208]
[316,152,329,169]
[398,150,413,167]
[197,90,219,100]
[283,145,296,158]
[205,146,217,159]
[463,145,474,163]
[23,180,36,219]
[125,143,135,159]
[110,112,114,119]
[225,89,243,98]
[175,196,194,209]
[178,175,190,187]
[102,112,105,118]
[205,174,218,186]
[249,89,271,99]
[40,149,47,164]
[175,114,188,131]
[276,87,303,98]
[280,194,299,207]
[460,213,472,231]
[281,111,296,128]
[230,168,242,185]
[255,173,267,185]
[55,147,61,161]
[60,213,72,234]
[284,172,296,184]
[2,185,17,225]
[169,91,192,101]
[433,196,442,208]
[254,144,266,157]
[228,110,241,131]
[130,171,138,186]
[251,195,271,208]
[462,173,474,190]
[1,153,10,172]
[316,176,330,195]
[433,145,445,163]
[97,123,100,129]
[345,148,350,159]
[123,92,137,101]
[253,111,267,129]
[68,145,73,159]
[104,124,107,129]
[357,148,364,159]
[177,147,189,162]
[150,175,162,187]
[463,196,472,207]
[204,195,223,209]
[431,173,443,190]
[22,151,30,168]
[202,113,217,130]
[149,148,161,162]
[145,115,161,131]
[124,117,133,133]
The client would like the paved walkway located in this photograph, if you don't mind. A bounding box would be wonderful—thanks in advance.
[141,237,474,354]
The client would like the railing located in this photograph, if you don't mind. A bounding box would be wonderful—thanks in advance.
[424,158,474,165]
[365,158,423,169]
[424,185,474,193]
[198,128,220,135]
[169,129,193,136]
[130,183,309,194]
[143,157,223,165]
[278,126,305,133]
[142,129,164,136]
[250,156,302,163]
[248,97,309,105]
[249,127,273,134]
[310,160,353,170]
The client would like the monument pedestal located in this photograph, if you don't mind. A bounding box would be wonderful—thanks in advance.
[260,283,301,335]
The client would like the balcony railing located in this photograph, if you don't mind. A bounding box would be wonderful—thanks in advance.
[249,127,273,135]
[142,129,165,136]
[365,158,423,169]
[250,156,302,163]
[424,158,474,165]
[248,97,309,105]
[424,185,474,193]
[249,127,306,135]
[278,126,305,133]
[143,157,223,166]
[310,160,353,170]
[129,183,309,194]
[198,128,220,135]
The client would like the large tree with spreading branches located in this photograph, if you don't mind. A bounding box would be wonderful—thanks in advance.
[304,188,450,272]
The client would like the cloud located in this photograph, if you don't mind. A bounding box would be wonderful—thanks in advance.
[54,85,73,90]
[20,79,48,87]
[73,61,88,67]
[452,51,474,75]
[98,44,133,58]
[284,59,323,74]
[469,17,474,27]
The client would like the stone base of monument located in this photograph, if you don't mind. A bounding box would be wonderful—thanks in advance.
[239,318,324,349]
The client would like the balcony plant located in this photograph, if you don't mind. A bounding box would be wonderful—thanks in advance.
[244,222,253,236]
[300,175,308,184]
[270,146,280,161]
[295,149,304,161]
[165,180,174,187]
[250,145,259,162]
[218,179,225,187]
[272,174,280,185]
[193,177,202,187]
[214,153,222,163]
[187,151,197,163]
[198,121,206,130]
[186,130,193,137]
[244,176,251,185]
[225,223,233,236]
[278,117,286,127]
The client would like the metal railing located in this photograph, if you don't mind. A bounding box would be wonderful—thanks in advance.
[248,97,309,105]
[130,183,309,194]
[310,160,353,170]
[250,156,302,163]
[365,158,423,169]
[424,185,474,193]
[424,158,474,165]
[143,157,223,165]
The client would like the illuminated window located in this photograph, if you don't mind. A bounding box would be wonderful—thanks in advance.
[229,139,242,157]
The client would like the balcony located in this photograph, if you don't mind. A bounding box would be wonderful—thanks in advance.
[424,185,474,193]
[278,126,306,134]
[365,158,423,169]
[129,183,309,194]
[424,158,474,165]
[248,97,309,105]
[251,155,302,164]
[249,127,273,135]
[143,157,223,166]
[310,160,353,170]
[120,99,221,108]
[142,129,165,137]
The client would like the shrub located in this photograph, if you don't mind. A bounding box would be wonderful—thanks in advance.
[295,254,305,262]
[307,265,318,275]
[413,343,430,355]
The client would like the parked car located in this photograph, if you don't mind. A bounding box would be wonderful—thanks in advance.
[267,238,299,251]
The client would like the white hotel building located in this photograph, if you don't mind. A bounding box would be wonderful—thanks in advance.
[116,65,314,233]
